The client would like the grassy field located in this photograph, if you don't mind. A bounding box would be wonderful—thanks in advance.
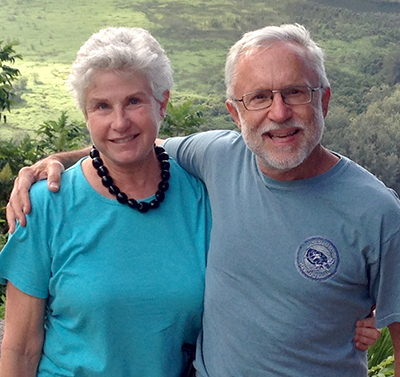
[0,0,290,140]
[1,0,400,141]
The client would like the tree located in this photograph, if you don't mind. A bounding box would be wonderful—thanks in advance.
[345,85,400,194]
[0,41,22,113]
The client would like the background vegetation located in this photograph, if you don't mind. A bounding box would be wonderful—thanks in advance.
[1,0,400,192]
[0,0,399,373]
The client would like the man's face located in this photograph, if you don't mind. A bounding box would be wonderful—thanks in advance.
[226,42,330,179]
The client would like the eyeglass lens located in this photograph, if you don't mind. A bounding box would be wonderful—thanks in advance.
[244,86,313,110]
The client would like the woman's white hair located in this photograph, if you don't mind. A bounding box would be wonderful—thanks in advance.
[225,24,330,99]
[68,27,173,111]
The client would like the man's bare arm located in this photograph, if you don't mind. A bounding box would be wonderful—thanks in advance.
[7,147,90,233]
[389,322,400,376]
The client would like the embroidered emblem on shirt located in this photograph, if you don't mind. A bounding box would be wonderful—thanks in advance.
[295,236,339,281]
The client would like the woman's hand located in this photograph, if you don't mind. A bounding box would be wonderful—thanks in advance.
[354,316,381,351]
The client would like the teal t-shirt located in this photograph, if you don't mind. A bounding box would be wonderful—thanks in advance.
[0,158,211,376]
[164,130,400,377]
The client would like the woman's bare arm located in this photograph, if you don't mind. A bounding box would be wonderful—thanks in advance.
[0,282,46,377]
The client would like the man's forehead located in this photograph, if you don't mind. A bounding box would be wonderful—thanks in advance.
[239,42,307,64]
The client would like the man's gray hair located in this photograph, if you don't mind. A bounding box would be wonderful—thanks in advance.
[225,24,330,99]
[68,27,173,111]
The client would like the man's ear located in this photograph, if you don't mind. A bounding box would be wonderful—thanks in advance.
[321,87,331,118]
[226,100,242,130]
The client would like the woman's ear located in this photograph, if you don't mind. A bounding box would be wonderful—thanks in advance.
[159,90,170,119]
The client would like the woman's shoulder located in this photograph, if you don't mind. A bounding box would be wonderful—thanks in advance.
[169,158,207,193]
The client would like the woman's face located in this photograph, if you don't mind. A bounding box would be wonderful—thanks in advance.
[84,69,169,170]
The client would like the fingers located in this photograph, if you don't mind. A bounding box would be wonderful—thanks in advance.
[354,317,381,351]
[355,341,370,352]
[6,168,35,232]
[46,160,64,192]
[6,202,19,234]
[355,330,381,351]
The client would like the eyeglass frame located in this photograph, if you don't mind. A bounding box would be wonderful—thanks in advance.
[232,85,322,111]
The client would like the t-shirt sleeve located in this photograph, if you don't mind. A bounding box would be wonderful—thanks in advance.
[163,131,234,182]
[0,183,52,299]
[373,225,400,328]
[163,134,207,181]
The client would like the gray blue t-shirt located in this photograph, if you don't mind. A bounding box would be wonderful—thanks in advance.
[164,130,400,377]
[0,158,211,376]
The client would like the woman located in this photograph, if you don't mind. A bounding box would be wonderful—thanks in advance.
[0,27,211,376]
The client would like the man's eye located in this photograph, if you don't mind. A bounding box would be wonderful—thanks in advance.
[250,92,270,101]
[98,103,109,110]
[286,87,305,96]
[254,93,266,100]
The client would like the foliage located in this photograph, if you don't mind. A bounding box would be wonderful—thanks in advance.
[368,327,394,376]
[0,40,21,113]
[325,85,400,194]
[0,112,88,235]
[160,100,205,137]
[35,111,88,157]
[382,46,400,86]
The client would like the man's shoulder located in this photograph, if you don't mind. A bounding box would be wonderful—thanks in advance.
[165,129,242,152]
[340,156,400,207]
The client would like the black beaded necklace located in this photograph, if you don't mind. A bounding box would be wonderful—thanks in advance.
[89,145,170,213]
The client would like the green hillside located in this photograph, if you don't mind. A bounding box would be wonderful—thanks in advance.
[0,0,398,136]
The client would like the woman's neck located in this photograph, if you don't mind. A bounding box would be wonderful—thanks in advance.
[82,151,162,201]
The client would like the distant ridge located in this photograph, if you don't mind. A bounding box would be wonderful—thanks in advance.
[309,0,400,13]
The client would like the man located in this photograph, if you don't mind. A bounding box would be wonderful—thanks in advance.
[7,24,397,376]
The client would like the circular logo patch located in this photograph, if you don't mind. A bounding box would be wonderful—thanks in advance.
[296,236,339,281]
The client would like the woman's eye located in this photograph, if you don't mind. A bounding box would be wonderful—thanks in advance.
[98,103,109,110]
[129,98,140,105]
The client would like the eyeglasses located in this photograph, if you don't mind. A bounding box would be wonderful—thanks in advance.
[233,85,322,111]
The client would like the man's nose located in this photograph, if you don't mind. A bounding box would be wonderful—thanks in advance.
[266,92,292,123]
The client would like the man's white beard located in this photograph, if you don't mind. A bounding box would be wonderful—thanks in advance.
[240,110,325,172]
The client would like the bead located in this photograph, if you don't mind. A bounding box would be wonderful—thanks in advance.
[150,199,160,208]
[117,192,128,204]
[157,152,169,162]
[161,171,170,181]
[102,175,113,187]
[97,165,109,177]
[127,199,138,209]
[160,161,170,170]
[92,157,103,169]
[154,145,165,155]
[158,181,169,191]
[90,147,100,159]
[138,202,150,213]
[155,190,165,201]
[109,185,120,195]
